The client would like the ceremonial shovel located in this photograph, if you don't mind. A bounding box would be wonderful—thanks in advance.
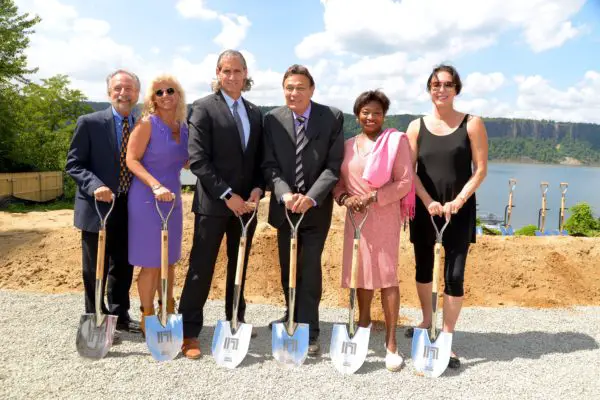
[411,215,453,378]
[272,209,309,367]
[330,208,371,374]
[144,197,183,361]
[212,203,258,368]
[76,195,118,359]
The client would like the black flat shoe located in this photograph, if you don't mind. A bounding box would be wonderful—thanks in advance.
[448,355,460,369]
[404,326,440,338]
[116,318,141,334]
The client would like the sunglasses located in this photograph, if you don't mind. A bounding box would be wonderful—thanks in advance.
[431,81,456,91]
[155,87,176,97]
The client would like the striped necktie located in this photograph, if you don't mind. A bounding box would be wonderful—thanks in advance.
[117,118,133,194]
[295,116,307,193]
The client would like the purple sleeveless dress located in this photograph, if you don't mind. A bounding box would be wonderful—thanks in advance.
[128,115,188,267]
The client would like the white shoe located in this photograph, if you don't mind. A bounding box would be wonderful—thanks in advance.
[385,347,404,371]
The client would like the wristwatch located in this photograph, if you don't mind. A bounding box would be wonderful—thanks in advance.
[224,191,233,201]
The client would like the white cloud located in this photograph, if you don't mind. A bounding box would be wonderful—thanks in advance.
[150,47,160,55]
[463,72,506,97]
[296,0,585,59]
[175,0,218,20]
[214,15,251,49]
[512,71,600,122]
[176,0,251,49]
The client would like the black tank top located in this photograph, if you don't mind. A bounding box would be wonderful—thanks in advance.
[409,114,476,246]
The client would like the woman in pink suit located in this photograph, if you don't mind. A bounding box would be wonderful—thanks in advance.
[333,90,414,371]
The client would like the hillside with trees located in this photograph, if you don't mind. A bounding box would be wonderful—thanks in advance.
[86,102,600,166]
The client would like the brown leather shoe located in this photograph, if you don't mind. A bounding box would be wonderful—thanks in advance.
[139,306,155,338]
[182,338,201,359]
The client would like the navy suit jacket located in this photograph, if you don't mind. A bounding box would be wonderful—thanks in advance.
[65,107,123,232]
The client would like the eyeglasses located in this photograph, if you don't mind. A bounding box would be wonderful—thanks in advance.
[431,81,456,91]
[155,87,176,97]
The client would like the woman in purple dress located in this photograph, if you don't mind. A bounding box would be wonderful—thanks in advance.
[126,74,189,336]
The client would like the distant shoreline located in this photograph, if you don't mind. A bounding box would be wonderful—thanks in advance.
[489,159,600,168]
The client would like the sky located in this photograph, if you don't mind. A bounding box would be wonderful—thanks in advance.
[13,0,600,123]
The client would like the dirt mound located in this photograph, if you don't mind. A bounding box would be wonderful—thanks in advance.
[2,194,599,322]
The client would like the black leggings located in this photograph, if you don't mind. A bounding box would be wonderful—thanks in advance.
[413,241,470,297]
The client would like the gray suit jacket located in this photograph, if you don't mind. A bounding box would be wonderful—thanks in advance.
[262,101,344,229]
[65,107,122,232]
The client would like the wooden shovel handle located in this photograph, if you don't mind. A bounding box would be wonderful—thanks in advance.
[289,237,298,289]
[95,230,106,280]
[349,238,360,289]
[235,237,247,286]
[161,230,168,280]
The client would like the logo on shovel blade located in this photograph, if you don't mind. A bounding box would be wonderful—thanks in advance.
[284,339,298,352]
[157,330,173,343]
[86,329,105,346]
[423,345,439,360]
[341,341,357,355]
[223,337,239,350]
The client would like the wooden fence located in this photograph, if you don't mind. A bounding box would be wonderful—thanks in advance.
[0,171,63,202]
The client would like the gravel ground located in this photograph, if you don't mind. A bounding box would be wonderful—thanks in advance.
[1,290,599,400]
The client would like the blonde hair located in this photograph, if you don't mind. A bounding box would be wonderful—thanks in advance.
[141,74,187,123]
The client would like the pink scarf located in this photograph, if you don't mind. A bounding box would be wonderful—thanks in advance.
[362,128,415,222]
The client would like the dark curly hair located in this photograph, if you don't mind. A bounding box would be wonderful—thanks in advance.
[426,64,462,95]
[353,90,390,116]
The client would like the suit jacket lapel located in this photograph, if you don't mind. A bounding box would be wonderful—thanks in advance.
[243,99,259,152]
[103,107,119,164]
[304,101,320,144]
[282,107,297,145]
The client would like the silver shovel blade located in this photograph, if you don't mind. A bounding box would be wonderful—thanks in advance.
[145,314,183,361]
[330,323,371,374]
[76,313,117,360]
[211,320,252,369]
[272,322,309,367]
[411,328,453,378]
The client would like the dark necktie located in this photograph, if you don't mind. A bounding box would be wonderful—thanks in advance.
[295,116,307,193]
[232,100,246,151]
[117,118,133,194]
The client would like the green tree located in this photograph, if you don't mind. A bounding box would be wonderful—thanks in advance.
[11,75,92,171]
[0,0,41,171]
[0,0,40,85]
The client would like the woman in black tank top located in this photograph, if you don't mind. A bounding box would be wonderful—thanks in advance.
[405,65,489,369]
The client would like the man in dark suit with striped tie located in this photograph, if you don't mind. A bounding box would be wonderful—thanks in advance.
[262,64,344,355]
[65,69,142,338]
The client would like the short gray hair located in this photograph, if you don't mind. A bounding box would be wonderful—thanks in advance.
[106,69,141,92]
[211,50,253,93]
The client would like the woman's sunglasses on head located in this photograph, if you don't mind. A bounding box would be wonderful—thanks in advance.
[155,87,176,97]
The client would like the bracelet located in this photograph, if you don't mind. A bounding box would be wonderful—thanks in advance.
[151,183,162,192]
[337,192,349,206]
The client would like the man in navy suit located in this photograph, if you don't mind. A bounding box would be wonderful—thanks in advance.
[65,69,142,336]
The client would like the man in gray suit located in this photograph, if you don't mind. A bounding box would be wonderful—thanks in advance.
[263,64,344,355]
[65,69,142,337]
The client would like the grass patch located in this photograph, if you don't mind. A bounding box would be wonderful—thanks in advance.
[2,199,74,213]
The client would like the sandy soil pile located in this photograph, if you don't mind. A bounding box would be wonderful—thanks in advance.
[2,194,599,321]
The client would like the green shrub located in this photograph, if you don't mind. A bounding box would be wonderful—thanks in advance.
[515,224,538,236]
[563,202,599,237]
[482,226,501,235]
